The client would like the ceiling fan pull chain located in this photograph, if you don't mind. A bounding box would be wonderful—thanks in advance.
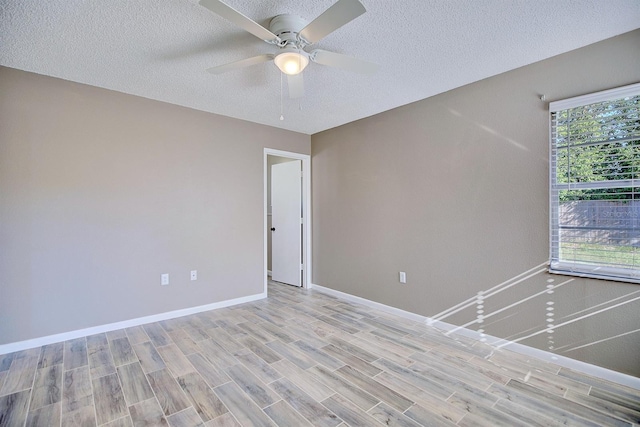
[280,72,284,121]
[297,50,303,111]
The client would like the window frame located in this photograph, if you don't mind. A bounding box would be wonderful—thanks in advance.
[549,82,640,284]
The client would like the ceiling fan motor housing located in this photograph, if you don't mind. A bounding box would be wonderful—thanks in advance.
[269,14,309,47]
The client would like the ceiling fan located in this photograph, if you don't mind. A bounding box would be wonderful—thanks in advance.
[199,0,378,98]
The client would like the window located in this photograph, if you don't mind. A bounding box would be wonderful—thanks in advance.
[549,83,640,283]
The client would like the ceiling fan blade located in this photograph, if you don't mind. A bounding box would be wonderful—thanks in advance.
[298,0,366,44]
[310,49,378,74]
[199,0,279,43]
[287,73,305,99]
[206,54,274,75]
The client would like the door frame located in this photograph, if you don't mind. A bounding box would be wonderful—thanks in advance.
[264,148,311,293]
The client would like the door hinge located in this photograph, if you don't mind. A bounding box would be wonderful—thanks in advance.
[300,264,304,271]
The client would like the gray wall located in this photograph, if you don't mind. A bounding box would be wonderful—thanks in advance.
[0,67,310,345]
[311,30,640,376]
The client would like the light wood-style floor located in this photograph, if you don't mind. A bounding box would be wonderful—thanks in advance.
[1,282,639,427]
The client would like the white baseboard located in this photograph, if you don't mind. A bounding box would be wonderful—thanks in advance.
[0,292,267,355]
[310,283,640,390]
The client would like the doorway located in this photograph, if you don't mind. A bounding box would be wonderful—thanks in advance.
[264,149,311,294]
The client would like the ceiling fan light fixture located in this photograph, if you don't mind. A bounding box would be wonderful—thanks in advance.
[274,50,309,75]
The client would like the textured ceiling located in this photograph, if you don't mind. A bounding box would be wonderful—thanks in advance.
[2,0,640,135]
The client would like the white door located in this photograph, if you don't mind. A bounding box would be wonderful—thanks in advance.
[271,160,302,287]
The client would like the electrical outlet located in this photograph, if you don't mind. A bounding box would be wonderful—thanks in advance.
[399,271,407,284]
[161,273,169,286]
[190,270,197,281]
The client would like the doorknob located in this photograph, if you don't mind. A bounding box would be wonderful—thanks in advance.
[271,227,276,231]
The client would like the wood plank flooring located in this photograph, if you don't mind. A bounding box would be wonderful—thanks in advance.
[1,282,638,426]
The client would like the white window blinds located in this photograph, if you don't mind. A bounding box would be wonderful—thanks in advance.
[549,83,640,283]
